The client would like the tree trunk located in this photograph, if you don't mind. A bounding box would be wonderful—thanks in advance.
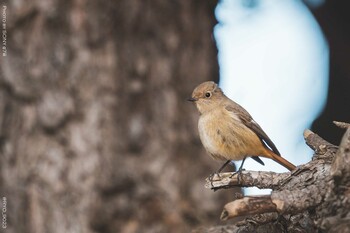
[0,1,237,233]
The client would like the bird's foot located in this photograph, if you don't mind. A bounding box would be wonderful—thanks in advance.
[208,171,221,182]
[208,172,222,190]
[230,168,245,184]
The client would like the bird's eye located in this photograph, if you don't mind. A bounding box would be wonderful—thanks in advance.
[205,92,211,98]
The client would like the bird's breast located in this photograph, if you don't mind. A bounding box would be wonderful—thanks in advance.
[198,109,262,161]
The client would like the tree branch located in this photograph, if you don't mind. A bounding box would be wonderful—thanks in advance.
[198,125,350,232]
[317,128,350,231]
[303,129,338,160]
[204,130,338,220]
[221,195,277,220]
[205,171,291,190]
[331,127,350,178]
[333,121,350,129]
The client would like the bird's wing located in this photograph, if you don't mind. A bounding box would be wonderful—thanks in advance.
[225,104,281,156]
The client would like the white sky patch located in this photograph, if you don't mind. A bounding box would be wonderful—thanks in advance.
[214,0,329,195]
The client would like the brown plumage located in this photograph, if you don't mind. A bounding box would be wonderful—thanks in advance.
[188,81,296,171]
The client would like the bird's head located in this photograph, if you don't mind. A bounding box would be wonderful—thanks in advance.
[188,81,224,114]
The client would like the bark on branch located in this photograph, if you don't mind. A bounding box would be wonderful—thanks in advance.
[221,195,277,220]
[198,125,350,232]
[205,171,291,190]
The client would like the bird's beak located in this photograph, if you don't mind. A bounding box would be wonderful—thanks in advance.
[187,97,197,102]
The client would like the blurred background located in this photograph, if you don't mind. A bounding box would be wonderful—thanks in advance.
[0,0,349,233]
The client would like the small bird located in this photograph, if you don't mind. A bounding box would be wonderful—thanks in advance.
[188,81,296,173]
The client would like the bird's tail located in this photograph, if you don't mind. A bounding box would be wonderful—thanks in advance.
[262,148,296,171]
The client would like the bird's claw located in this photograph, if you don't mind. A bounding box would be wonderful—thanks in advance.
[230,168,245,184]
[208,172,221,181]
[208,172,222,190]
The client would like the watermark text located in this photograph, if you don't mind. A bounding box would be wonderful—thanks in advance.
[2,5,7,57]
[2,197,6,229]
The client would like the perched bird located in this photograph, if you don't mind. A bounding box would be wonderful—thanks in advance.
[188,81,296,173]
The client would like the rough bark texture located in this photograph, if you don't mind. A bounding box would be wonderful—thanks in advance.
[0,1,238,233]
[196,127,350,233]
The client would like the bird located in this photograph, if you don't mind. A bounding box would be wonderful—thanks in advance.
[188,81,296,174]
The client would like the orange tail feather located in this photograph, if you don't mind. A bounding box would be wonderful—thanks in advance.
[262,149,296,171]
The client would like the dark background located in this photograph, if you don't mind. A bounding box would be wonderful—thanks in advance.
[310,0,350,145]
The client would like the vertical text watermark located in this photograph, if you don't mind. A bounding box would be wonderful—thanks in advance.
[2,197,6,229]
[2,4,7,57]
